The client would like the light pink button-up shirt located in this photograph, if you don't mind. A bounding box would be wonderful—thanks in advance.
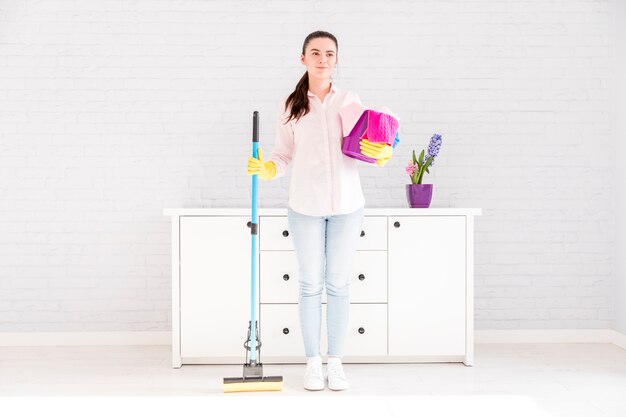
[269,84,365,217]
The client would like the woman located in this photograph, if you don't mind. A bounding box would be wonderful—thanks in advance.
[246,31,394,391]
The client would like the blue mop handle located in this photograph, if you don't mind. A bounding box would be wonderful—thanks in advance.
[250,111,259,362]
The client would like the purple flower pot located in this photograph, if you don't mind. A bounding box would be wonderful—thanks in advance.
[406,184,433,208]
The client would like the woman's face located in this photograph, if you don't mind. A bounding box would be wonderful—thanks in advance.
[300,37,338,82]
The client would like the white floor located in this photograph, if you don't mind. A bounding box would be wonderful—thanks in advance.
[1,344,626,417]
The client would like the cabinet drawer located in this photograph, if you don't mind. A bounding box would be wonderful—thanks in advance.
[259,304,387,357]
[260,216,293,251]
[346,304,388,356]
[260,251,387,304]
[260,304,314,357]
[260,251,299,303]
[351,251,387,302]
[259,216,388,251]
[358,216,387,250]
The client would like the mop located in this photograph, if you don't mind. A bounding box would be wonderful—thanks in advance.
[222,111,284,393]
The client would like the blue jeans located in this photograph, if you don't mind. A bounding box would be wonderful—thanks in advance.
[287,206,365,358]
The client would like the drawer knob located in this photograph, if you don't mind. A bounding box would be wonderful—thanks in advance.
[360,230,365,237]
[358,327,365,334]
[358,274,365,281]
[283,328,290,335]
[247,221,251,228]
[283,274,290,281]
[282,230,289,237]
[394,221,400,228]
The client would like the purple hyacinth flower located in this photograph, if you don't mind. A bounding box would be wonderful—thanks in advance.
[425,133,442,167]
[427,134,442,158]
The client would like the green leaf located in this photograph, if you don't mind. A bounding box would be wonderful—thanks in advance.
[420,157,432,177]
[412,150,418,165]
[423,156,432,170]
[418,149,424,164]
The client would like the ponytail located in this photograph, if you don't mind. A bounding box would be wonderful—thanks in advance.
[284,71,310,124]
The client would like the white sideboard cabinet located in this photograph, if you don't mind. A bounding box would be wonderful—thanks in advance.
[164,208,481,368]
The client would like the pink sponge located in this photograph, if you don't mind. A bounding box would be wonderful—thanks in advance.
[338,103,399,163]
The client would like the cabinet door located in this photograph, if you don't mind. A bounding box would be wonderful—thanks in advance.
[388,216,466,356]
[180,216,252,358]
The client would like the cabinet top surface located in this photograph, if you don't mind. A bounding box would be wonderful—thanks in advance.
[163,208,482,216]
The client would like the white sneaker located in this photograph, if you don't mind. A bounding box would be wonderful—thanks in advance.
[303,356,325,391]
[326,357,349,391]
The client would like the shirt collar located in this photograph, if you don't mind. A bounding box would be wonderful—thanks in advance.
[307,83,338,97]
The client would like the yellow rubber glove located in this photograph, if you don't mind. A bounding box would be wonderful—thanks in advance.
[359,139,393,167]
[247,147,276,180]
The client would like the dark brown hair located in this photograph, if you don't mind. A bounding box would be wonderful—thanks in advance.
[284,31,338,124]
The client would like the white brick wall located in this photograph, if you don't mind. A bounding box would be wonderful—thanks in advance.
[0,0,615,331]
[615,0,626,334]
